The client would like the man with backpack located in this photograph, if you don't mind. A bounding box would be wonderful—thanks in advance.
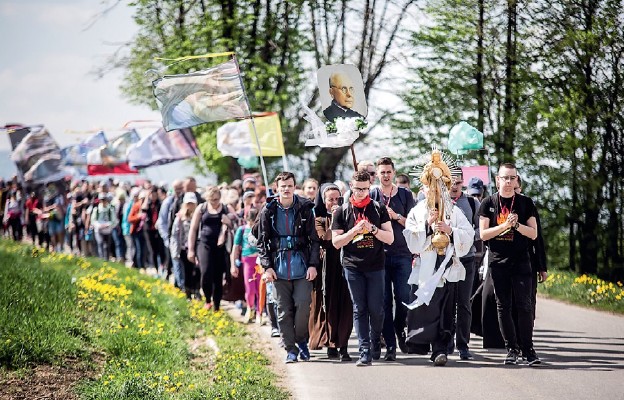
[157,180,184,284]
[370,157,416,361]
[331,170,394,366]
[447,172,481,360]
[258,172,320,364]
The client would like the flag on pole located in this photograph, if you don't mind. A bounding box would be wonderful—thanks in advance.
[60,131,108,166]
[152,58,251,131]
[87,130,141,175]
[127,127,199,169]
[217,112,284,157]
[10,126,66,183]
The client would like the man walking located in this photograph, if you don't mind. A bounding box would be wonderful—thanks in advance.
[479,163,541,366]
[332,171,394,366]
[258,172,320,364]
[447,172,481,360]
[370,157,416,360]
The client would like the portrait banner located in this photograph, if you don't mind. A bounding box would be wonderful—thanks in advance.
[87,130,140,175]
[317,64,368,123]
[152,58,251,131]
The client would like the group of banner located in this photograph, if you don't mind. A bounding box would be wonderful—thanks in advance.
[7,125,201,184]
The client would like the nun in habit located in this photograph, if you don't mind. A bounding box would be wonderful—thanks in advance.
[402,196,474,365]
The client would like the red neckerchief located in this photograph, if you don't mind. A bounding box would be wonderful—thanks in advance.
[350,194,371,209]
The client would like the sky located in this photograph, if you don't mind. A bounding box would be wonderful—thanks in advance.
[0,0,206,183]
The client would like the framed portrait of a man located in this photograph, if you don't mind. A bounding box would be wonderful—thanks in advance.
[317,64,368,123]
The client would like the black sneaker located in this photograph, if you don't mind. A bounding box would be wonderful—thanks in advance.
[356,350,372,366]
[525,348,542,366]
[339,347,352,362]
[327,347,339,359]
[504,349,519,365]
[384,347,397,361]
[371,339,382,360]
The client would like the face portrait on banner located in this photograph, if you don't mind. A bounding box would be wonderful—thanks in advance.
[317,64,368,123]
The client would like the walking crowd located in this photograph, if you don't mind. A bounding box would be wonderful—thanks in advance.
[1,154,547,368]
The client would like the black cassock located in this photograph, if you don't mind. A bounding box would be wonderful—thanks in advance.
[405,254,457,356]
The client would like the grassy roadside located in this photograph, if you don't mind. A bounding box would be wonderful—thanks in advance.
[539,269,624,314]
[0,239,288,400]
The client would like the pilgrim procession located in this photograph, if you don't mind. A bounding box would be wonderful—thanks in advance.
[1,1,624,399]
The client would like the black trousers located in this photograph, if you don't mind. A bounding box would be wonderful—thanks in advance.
[197,241,226,310]
[490,265,534,353]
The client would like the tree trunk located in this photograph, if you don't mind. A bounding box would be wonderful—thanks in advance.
[312,147,351,183]
[502,0,516,162]
[476,0,485,133]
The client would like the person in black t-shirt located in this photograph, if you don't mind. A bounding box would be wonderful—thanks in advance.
[331,170,394,366]
[479,163,541,366]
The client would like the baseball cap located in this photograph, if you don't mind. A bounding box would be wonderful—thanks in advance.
[467,177,484,196]
[183,192,198,204]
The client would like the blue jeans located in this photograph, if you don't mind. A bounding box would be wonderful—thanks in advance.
[172,257,185,289]
[382,254,413,349]
[344,268,385,353]
[111,227,125,260]
[131,231,146,269]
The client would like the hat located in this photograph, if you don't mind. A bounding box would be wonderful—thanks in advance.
[467,177,484,196]
[98,192,107,200]
[183,192,198,204]
[130,187,140,198]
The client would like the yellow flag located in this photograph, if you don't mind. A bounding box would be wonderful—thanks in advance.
[247,112,285,156]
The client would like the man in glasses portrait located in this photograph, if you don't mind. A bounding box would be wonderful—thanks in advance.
[323,72,365,122]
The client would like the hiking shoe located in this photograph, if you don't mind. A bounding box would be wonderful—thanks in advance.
[339,347,352,362]
[327,347,340,359]
[298,342,310,361]
[459,349,474,360]
[371,339,382,360]
[525,348,542,366]
[270,328,280,337]
[433,353,448,366]
[384,347,397,362]
[356,350,372,366]
[285,351,298,364]
[504,349,519,365]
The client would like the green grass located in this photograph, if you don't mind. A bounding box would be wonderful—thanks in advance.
[540,268,624,314]
[0,239,288,400]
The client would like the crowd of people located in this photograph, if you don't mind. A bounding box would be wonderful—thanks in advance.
[1,155,547,368]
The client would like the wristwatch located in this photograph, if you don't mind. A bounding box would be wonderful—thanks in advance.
[514,222,520,230]
[371,225,378,235]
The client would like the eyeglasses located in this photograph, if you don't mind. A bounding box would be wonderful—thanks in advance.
[352,187,370,194]
[498,175,517,182]
[331,85,355,95]
[368,171,376,176]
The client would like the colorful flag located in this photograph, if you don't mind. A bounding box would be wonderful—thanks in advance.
[87,130,141,175]
[127,127,199,169]
[152,58,251,131]
[217,112,285,157]
[60,131,108,166]
[10,126,66,183]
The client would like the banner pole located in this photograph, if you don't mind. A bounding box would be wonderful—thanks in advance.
[350,144,358,170]
[232,55,270,196]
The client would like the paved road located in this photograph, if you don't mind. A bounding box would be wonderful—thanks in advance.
[236,297,624,400]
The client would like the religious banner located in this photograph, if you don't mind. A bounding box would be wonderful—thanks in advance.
[303,64,368,150]
[216,112,285,157]
[10,126,66,183]
[152,58,251,131]
[87,130,140,175]
[127,127,199,169]
[60,131,108,166]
